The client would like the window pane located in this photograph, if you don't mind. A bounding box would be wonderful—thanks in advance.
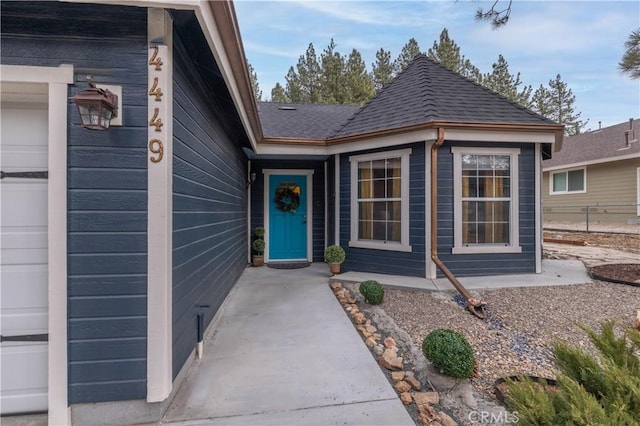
[358,161,371,180]
[462,154,477,169]
[567,170,584,191]
[462,172,477,197]
[553,173,567,192]
[372,159,385,179]
[358,220,372,239]
[493,155,510,170]
[387,222,401,242]
[372,201,387,221]
[372,221,386,240]
[388,201,402,221]
[387,157,401,178]
[358,179,372,198]
[359,201,373,221]
[373,179,385,198]
[387,177,401,198]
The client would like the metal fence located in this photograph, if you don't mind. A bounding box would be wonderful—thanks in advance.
[543,203,640,233]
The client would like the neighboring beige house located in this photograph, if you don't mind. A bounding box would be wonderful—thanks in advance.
[543,118,640,224]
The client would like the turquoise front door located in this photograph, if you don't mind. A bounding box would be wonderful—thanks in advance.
[268,174,308,260]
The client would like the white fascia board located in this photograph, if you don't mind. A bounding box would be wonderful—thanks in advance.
[62,0,200,9]
[1,64,73,84]
[192,4,259,151]
[444,128,556,144]
[257,144,329,156]
[543,151,640,172]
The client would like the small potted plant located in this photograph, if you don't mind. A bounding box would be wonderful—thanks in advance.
[252,226,265,267]
[324,245,345,275]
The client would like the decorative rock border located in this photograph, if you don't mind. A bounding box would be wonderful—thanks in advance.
[330,282,458,426]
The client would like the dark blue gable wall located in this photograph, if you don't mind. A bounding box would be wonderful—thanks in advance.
[172,26,248,378]
[250,159,327,261]
[339,143,426,277]
[436,141,536,276]
[1,2,148,403]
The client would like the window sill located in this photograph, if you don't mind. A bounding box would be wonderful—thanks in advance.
[550,190,586,195]
[349,240,412,253]
[452,245,522,255]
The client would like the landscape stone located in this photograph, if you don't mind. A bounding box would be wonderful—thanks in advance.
[379,348,403,370]
[365,325,377,333]
[393,380,412,393]
[330,282,342,290]
[400,392,413,405]
[414,391,439,406]
[438,411,458,426]
[373,344,384,356]
[406,374,422,390]
[353,313,366,324]
[365,337,376,348]
[391,371,405,382]
[383,336,397,349]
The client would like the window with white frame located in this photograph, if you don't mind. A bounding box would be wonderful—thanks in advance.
[452,147,521,254]
[550,168,585,194]
[349,149,411,252]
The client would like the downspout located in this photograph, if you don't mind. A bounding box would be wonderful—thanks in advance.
[431,127,486,319]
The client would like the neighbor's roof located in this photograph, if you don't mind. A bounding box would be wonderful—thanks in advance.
[258,102,360,140]
[543,119,640,170]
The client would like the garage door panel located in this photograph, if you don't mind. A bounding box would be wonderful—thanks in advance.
[1,101,49,415]
[1,184,48,227]
[0,343,48,415]
[1,266,47,310]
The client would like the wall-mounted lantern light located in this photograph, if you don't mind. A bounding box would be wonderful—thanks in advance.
[72,76,119,130]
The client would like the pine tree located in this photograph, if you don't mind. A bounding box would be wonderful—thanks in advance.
[344,49,375,105]
[371,47,394,91]
[531,76,587,135]
[393,38,421,74]
[482,54,531,107]
[531,84,552,118]
[546,74,587,135]
[319,39,346,103]
[270,82,288,103]
[296,43,322,103]
[284,66,302,102]
[619,28,640,79]
[247,61,262,102]
[427,28,481,82]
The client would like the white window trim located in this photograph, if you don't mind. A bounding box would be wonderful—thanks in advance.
[348,148,412,252]
[451,147,522,254]
[549,167,587,195]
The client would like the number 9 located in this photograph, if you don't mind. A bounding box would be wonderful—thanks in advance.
[149,139,164,163]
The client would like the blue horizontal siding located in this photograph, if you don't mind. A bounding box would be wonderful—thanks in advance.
[171,25,249,379]
[339,142,426,277]
[1,1,148,403]
[436,141,536,276]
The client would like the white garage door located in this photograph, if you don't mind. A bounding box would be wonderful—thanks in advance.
[0,99,49,415]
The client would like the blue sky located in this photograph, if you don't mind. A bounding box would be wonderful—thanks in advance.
[234,0,640,129]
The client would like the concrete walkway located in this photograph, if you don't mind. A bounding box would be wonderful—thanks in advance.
[334,259,592,292]
[160,263,414,425]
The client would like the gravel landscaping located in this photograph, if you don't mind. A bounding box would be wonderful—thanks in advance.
[354,228,640,424]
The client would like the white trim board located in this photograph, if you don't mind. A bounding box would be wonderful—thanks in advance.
[1,64,74,426]
[543,151,640,172]
[146,8,173,403]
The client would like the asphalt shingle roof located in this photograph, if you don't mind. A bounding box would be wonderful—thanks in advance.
[543,119,640,168]
[334,54,555,138]
[258,102,360,139]
[258,54,557,141]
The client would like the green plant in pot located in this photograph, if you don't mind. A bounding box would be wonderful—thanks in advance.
[324,245,345,275]
[252,226,265,267]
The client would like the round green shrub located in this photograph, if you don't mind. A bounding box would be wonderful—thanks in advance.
[254,226,265,238]
[252,238,265,255]
[359,280,384,305]
[324,245,346,264]
[422,329,475,378]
